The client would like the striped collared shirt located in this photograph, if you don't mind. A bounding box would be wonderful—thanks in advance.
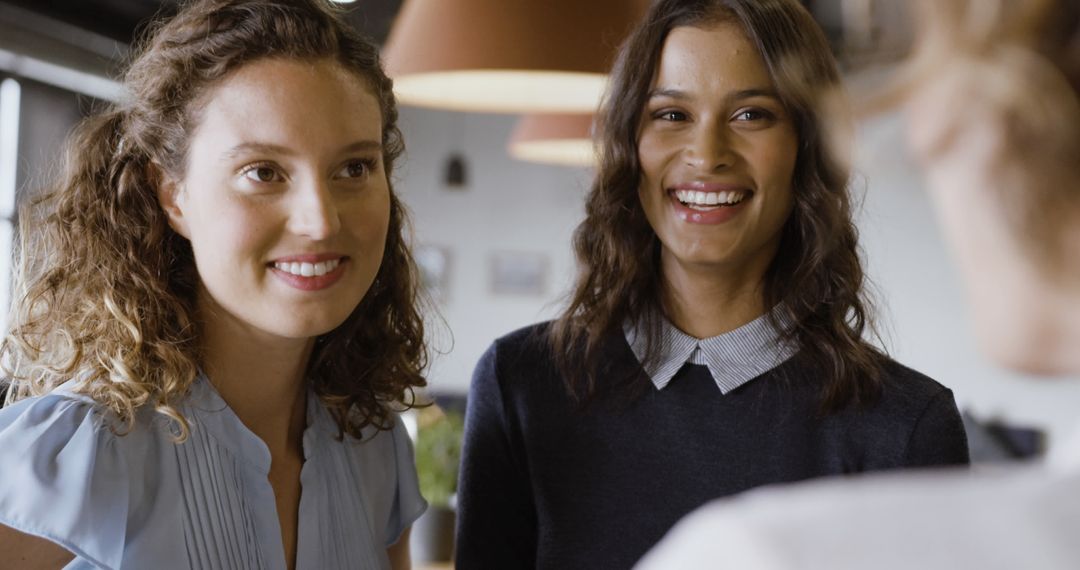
[623,309,797,394]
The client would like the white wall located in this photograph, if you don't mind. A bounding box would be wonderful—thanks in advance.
[396,102,1080,453]
[396,107,590,394]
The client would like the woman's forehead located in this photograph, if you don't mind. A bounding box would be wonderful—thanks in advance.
[653,23,770,91]
[186,58,383,160]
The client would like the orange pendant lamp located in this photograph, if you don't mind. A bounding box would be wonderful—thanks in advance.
[383,0,650,113]
[508,113,596,167]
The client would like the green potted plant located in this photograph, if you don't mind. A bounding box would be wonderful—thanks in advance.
[411,404,465,564]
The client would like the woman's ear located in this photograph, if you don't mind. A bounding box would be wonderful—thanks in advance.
[156,173,191,239]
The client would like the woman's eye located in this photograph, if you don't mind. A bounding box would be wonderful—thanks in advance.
[656,110,688,122]
[733,109,773,122]
[336,159,375,180]
[241,164,282,183]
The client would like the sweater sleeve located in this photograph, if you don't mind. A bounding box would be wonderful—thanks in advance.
[903,388,970,467]
[455,341,538,569]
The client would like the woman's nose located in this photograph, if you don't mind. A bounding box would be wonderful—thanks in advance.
[287,179,341,240]
[684,122,736,172]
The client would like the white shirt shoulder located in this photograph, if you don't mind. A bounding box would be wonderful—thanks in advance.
[637,464,1080,570]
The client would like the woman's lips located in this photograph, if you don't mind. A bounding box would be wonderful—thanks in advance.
[667,188,752,224]
[268,256,348,291]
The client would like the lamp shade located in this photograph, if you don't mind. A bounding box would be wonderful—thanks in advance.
[383,0,649,113]
[508,113,596,167]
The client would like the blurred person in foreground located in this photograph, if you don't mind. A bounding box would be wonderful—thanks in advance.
[637,0,1080,568]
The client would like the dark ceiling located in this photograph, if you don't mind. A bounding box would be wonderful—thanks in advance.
[0,0,902,75]
[1,0,404,45]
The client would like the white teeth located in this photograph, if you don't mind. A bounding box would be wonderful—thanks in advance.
[273,258,341,277]
[674,189,748,207]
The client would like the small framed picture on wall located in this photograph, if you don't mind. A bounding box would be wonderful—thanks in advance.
[489,251,548,296]
[415,244,451,303]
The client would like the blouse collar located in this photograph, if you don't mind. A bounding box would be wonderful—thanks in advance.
[623,307,797,393]
[182,374,333,474]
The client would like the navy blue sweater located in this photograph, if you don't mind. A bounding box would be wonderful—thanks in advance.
[455,323,969,570]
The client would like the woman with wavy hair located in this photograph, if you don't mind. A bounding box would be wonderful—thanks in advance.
[456,0,969,567]
[639,0,1080,568]
[0,0,426,568]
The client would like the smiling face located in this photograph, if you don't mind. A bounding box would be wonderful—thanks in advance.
[638,21,798,283]
[160,57,390,343]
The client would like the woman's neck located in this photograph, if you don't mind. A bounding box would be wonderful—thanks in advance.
[198,300,312,459]
[660,252,770,339]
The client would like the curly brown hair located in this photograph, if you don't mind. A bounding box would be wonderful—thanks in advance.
[1,0,427,440]
[552,0,885,412]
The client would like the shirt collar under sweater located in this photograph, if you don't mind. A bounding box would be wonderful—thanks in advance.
[623,308,797,393]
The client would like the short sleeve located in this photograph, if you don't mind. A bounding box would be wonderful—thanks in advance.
[905,389,970,467]
[384,413,427,546]
[0,393,130,569]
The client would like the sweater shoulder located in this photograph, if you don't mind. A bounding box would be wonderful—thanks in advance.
[876,357,952,403]
[489,321,557,369]
[494,321,553,350]
[479,320,590,405]
[852,357,962,432]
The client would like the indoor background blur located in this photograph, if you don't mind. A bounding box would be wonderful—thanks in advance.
[0,0,1075,461]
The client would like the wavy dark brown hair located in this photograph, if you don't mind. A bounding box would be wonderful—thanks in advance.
[1,0,426,440]
[552,0,885,412]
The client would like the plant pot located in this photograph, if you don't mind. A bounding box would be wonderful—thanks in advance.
[410,504,456,564]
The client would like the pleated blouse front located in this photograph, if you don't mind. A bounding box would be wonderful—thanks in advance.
[0,377,427,570]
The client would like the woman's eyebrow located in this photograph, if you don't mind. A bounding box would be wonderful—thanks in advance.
[222,142,294,161]
[338,140,383,154]
[647,87,692,100]
[221,139,382,161]
[646,87,780,102]
[727,87,780,101]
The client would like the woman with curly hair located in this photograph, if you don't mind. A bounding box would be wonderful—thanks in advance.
[0,0,427,568]
[639,0,1080,568]
[456,0,969,567]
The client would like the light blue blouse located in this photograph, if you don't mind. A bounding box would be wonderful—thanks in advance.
[0,377,427,570]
